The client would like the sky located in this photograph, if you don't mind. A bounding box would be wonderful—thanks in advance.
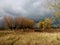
[0,0,55,19]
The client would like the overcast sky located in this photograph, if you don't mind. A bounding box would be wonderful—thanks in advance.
[0,0,55,19]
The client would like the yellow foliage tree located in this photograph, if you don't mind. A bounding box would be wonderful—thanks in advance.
[37,18,51,30]
[37,21,43,29]
[44,18,51,29]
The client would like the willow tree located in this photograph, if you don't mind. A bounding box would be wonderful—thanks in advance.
[15,17,34,29]
[53,0,60,27]
[47,0,60,27]
[3,16,15,30]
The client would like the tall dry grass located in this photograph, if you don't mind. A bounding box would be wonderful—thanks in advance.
[0,31,60,45]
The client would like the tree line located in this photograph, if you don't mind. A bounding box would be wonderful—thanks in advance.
[1,16,52,30]
[2,16,34,30]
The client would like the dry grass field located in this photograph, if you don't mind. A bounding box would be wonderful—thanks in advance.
[0,30,60,45]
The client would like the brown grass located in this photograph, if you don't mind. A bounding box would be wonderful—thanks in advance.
[0,30,60,45]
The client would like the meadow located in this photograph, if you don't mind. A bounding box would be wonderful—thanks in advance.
[0,30,60,45]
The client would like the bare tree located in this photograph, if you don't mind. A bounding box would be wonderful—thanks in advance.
[3,16,14,30]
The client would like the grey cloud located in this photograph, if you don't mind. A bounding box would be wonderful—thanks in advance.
[0,0,54,18]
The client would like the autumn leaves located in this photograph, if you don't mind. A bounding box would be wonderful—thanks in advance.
[2,16,52,30]
[3,16,34,30]
[37,18,51,30]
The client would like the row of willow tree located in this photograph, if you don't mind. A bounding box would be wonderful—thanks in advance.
[2,16,34,30]
[1,16,52,30]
